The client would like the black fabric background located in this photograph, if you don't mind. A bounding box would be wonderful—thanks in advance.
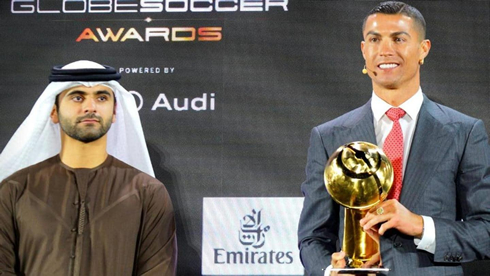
[0,1,488,274]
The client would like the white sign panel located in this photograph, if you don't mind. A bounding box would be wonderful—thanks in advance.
[202,197,304,275]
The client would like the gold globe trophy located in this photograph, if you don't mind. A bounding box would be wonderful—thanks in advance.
[324,141,393,272]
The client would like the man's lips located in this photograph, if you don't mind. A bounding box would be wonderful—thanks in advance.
[378,63,399,69]
[78,118,100,123]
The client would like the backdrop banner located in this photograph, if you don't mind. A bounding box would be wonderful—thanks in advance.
[0,1,489,274]
[202,197,304,275]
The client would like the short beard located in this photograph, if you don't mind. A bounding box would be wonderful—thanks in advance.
[59,113,112,143]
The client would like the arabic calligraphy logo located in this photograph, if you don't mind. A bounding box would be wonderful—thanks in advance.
[239,209,270,248]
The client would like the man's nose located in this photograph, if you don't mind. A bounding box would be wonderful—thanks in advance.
[83,98,97,113]
[379,40,395,56]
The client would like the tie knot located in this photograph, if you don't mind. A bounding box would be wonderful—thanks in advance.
[386,108,406,122]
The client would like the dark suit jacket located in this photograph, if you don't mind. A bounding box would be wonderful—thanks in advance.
[298,95,490,276]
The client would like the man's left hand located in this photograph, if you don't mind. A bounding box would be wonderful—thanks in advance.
[360,199,424,238]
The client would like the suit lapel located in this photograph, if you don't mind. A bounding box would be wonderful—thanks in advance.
[334,101,377,147]
[328,98,456,211]
[400,97,456,210]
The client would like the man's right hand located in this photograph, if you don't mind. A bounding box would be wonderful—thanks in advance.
[329,251,354,276]
[329,248,380,275]
[331,251,347,268]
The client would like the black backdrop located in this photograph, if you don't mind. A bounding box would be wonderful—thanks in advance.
[1,1,489,274]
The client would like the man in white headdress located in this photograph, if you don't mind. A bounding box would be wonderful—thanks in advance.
[0,60,177,275]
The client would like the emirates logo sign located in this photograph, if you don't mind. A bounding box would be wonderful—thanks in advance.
[239,209,270,248]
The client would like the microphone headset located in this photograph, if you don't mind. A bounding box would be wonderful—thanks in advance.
[362,65,377,76]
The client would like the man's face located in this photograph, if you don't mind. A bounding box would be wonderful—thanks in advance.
[51,85,116,143]
[361,13,430,90]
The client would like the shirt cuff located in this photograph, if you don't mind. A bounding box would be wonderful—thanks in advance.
[324,264,333,276]
[414,215,436,254]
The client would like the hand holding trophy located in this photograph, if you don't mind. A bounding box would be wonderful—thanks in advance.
[324,142,393,274]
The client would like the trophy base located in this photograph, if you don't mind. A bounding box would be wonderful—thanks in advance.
[331,267,389,274]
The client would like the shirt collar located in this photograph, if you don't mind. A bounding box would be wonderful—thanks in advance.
[371,88,424,123]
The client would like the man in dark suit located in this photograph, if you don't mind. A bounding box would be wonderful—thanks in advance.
[297,2,490,275]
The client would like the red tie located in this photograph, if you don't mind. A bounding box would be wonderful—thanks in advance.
[383,108,406,200]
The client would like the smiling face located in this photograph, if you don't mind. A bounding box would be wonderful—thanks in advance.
[361,13,430,93]
[51,85,116,143]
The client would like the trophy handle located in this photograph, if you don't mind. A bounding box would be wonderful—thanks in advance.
[343,208,378,268]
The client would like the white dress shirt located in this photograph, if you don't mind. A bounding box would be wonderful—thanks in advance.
[371,88,436,254]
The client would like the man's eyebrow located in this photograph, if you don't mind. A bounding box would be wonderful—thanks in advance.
[391,31,411,38]
[95,90,113,97]
[365,31,411,38]
[65,90,87,96]
[65,90,113,97]
[366,31,381,37]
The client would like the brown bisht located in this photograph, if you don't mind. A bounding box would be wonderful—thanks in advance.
[0,155,177,276]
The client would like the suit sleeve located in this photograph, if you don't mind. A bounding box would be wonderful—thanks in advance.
[297,127,340,276]
[434,119,490,262]
[135,182,177,276]
[0,180,19,275]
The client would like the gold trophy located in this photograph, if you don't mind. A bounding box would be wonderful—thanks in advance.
[324,141,393,272]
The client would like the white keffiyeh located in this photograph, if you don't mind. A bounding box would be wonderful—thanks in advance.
[0,61,154,181]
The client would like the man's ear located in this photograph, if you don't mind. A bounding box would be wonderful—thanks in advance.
[419,39,431,61]
[50,105,59,124]
[360,40,366,61]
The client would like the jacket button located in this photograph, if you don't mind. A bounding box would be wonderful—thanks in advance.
[71,228,77,232]
[393,242,402,248]
[70,255,75,259]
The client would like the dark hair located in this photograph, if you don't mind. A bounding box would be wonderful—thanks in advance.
[362,1,426,40]
[55,94,60,111]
